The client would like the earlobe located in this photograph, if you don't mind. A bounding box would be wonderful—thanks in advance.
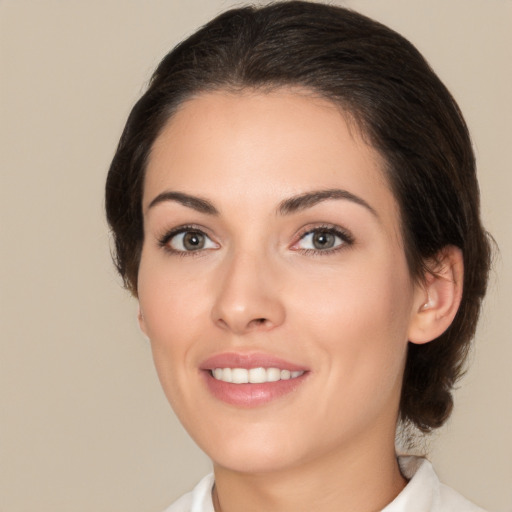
[408,246,464,345]
[138,305,149,338]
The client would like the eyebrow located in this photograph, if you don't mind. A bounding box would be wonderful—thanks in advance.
[278,188,378,217]
[146,188,377,218]
[147,191,219,215]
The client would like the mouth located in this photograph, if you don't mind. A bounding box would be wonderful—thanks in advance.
[200,352,309,407]
[211,367,305,383]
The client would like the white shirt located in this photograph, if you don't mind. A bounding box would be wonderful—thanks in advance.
[163,456,486,512]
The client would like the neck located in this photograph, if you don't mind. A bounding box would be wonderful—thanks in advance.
[212,435,407,512]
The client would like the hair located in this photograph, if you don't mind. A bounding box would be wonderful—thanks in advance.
[106,1,491,433]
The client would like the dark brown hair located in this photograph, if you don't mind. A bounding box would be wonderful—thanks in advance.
[106,1,491,432]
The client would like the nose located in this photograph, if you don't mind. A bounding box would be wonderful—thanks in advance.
[211,249,286,335]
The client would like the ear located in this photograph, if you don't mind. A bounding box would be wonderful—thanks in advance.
[408,246,464,344]
[137,305,149,338]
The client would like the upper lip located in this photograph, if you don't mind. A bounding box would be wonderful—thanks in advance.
[200,352,308,372]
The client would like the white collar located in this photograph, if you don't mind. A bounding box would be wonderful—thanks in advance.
[166,456,486,512]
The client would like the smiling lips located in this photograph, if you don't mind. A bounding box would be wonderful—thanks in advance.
[201,353,308,407]
[212,367,305,383]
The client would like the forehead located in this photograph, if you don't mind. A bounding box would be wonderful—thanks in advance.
[144,89,399,229]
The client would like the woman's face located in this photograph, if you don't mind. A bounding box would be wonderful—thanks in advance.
[138,89,424,474]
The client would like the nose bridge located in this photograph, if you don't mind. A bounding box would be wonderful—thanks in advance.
[211,243,285,334]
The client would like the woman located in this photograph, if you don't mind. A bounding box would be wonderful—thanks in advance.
[105,2,491,511]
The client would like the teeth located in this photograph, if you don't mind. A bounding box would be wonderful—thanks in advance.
[211,367,305,384]
[280,369,291,380]
[267,368,281,382]
[249,367,266,383]
[232,368,248,384]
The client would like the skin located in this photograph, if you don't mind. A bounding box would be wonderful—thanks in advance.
[137,89,462,512]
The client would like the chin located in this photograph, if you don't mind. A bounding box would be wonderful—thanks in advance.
[211,447,301,475]
[199,422,325,475]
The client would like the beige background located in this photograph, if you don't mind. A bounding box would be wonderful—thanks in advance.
[1,0,511,510]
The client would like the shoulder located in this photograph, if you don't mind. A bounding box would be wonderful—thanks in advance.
[161,473,215,512]
[382,456,487,512]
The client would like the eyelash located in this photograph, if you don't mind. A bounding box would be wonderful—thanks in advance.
[292,224,355,256]
[157,224,216,257]
[157,224,354,257]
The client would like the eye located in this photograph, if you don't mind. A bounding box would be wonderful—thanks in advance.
[294,226,353,252]
[160,228,218,253]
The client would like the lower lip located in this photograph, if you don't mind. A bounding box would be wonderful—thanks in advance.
[202,371,307,407]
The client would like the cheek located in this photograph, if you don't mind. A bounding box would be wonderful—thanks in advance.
[137,270,210,423]
[137,258,211,375]
[289,255,414,386]
[293,254,412,335]
[139,252,208,328]
[301,278,411,440]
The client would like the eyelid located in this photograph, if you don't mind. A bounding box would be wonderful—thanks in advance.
[290,224,354,253]
[155,222,353,255]
[157,224,220,254]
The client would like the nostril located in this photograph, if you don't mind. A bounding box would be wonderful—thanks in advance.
[246,317,269,329]
[216,318,229,330]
